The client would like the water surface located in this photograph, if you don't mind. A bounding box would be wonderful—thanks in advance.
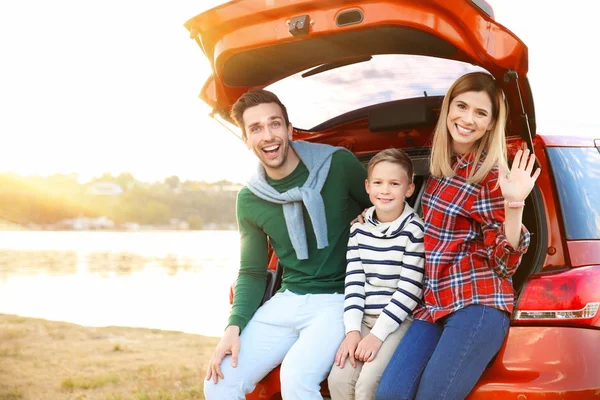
[0,230,240,337]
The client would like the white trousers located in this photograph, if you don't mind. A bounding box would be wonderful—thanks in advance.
[204,290,345,400]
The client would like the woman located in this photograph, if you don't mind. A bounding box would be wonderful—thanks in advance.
[375,72,540,400]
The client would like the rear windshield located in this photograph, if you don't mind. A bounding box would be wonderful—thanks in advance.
[265,55,484,130]
[547,147,600,239]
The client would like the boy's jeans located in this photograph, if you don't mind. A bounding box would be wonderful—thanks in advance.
[376,304,510,400]
[204,290,344,400]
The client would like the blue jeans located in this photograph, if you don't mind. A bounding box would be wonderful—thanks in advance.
[376,305,510,400]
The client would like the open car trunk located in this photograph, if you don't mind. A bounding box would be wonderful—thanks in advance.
[188,0,545,309]
[185,0,536,143]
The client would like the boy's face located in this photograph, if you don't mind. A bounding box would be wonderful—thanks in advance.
[365,161,415,222]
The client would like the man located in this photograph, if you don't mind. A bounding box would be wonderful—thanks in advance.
[204,89,371,400]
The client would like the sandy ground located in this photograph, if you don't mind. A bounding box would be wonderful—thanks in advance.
[0,314,219,400]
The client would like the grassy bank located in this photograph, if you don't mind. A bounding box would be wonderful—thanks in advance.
[0,314,219,400]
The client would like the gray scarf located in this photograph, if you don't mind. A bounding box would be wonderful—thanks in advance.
[247,140,345,260]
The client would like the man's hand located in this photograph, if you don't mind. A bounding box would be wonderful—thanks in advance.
[355,333,383,362]
[350,208,368,225]
[335,331,361,368]
[205,325,241,384]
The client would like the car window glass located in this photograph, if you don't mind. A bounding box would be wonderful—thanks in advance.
[547,147,600,239]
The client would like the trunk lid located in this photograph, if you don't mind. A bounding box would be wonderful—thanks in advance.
[185,0,535,137]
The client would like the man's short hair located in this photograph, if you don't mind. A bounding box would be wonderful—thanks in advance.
[367,148,414,182]
[230,89,290,139]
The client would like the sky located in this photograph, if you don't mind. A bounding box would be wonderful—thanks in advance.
[1,1,598,184]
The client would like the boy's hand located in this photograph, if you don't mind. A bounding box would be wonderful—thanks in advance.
[355,333,383,362]
[335,331,361,368]
[205,325,241,384]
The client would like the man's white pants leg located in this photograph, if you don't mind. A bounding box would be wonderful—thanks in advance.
[204,290,344,400]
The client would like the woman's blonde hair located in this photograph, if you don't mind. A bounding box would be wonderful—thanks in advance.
[429,72,508,184]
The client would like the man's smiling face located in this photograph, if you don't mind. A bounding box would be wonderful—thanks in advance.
[242,102,297,179]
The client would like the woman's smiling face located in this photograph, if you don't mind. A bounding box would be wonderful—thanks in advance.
[446,90,495,154]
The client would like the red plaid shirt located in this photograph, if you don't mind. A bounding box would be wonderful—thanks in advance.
[413,155,530,323]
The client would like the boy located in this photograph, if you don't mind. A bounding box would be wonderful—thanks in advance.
[327,148,425,400]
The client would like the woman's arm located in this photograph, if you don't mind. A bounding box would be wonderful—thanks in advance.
[471,149,539,279]
[499,148,541,248]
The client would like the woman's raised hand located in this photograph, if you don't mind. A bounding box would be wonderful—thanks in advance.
[499,148,541,202]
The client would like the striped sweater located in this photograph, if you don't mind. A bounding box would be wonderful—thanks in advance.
[344,203,426,341]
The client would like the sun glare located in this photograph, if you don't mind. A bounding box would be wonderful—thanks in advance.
[0,0,254,185]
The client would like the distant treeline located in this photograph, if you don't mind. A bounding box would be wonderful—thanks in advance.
[0,172,241,229]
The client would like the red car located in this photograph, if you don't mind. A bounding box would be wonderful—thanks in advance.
[185,1,600,398]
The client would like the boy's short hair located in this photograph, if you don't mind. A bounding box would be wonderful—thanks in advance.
[230,89,290,140]
[367,148,414,182]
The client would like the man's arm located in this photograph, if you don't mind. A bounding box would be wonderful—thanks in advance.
[206,189,269,383]
[229,188,269,331]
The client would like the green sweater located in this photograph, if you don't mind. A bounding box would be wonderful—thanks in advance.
[229,150,371,331]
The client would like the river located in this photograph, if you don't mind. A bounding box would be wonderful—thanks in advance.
[0,230,240,337]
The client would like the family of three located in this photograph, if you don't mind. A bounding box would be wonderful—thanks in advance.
[203,72,541,400]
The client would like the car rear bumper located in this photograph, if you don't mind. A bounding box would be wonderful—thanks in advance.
[248,326,600,399]
[469,326,600,399]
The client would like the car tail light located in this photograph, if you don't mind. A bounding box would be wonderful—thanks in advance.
[513,265,600,327]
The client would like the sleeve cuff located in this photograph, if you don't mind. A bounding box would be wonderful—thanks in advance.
[499,224,531,254]
[370,314,399,342]
[227,315,247,333]
[344,313,363,334]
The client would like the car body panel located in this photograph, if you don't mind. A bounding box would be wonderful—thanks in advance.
[469,326,600,399]
[529,136,568,270]
[567,242,600,268]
